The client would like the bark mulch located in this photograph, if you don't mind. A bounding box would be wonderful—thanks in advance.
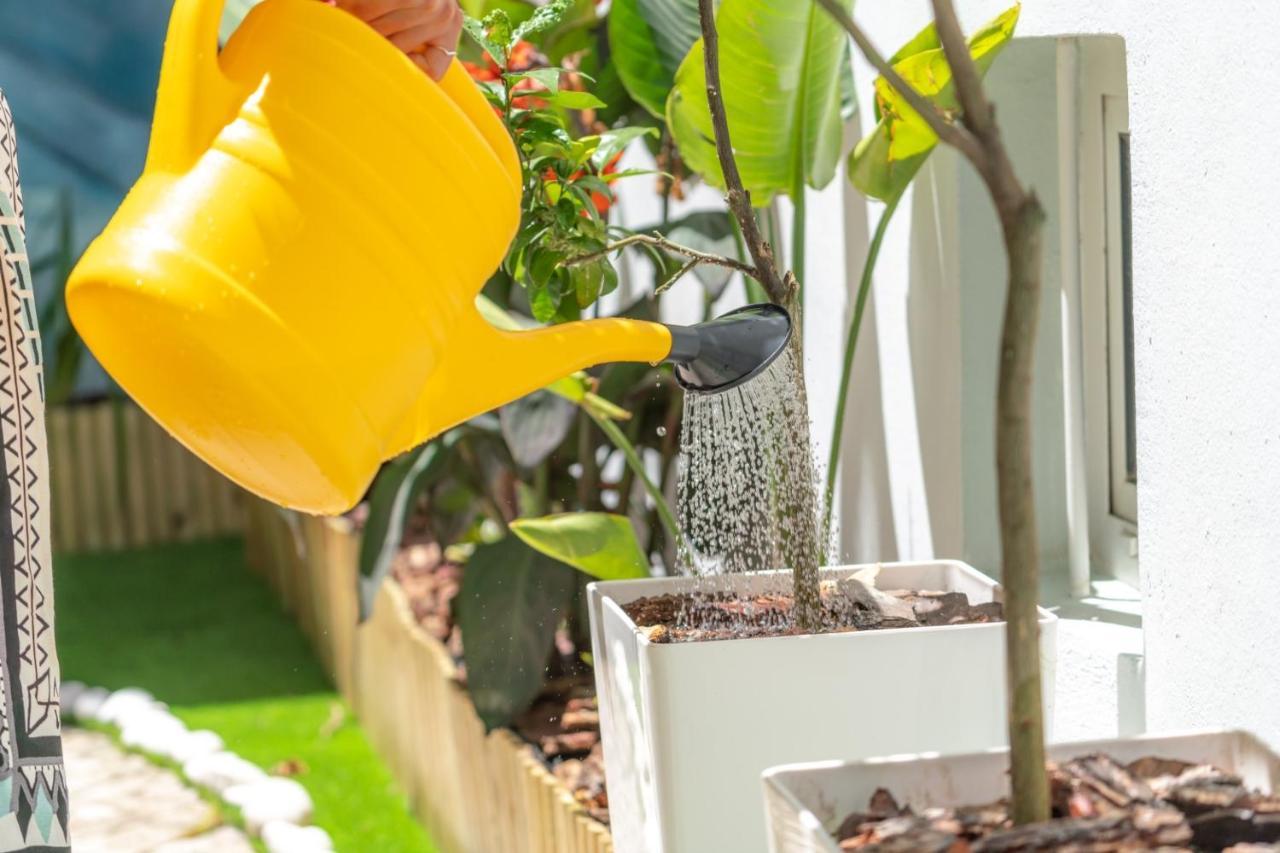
[834,753,1280,851]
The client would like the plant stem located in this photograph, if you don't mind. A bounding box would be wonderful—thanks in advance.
[823,189,902,540]
[656,259,699,295]
[779,297,824,630]
[697,0,822,631]
[590,411,684,555]
[564,232,757,278]
[695,0,789,305]
[614,413,643,516]
[577,410,600,511]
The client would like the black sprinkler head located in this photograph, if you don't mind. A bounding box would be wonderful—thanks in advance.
[663,303,792,394]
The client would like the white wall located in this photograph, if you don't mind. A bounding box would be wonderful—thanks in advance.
[854,1,1280,747]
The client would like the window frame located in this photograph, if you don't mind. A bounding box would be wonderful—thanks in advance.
[1077,43,1139,589]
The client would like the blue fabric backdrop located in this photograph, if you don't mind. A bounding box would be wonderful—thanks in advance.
[0,0,173,396]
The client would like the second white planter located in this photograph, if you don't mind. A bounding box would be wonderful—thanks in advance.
[761,730,1280,853]
[587,561,1058,853]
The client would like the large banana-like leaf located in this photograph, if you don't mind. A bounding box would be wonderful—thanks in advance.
[457,536,579,731]
[609,0,702,118]
[511,513,650,580]
[665,0,855,203]
[850,5,1019,201]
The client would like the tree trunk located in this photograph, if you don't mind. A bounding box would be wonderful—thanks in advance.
[781,293,823,632]
[996,192,1049,825]
[811,0,1053,825]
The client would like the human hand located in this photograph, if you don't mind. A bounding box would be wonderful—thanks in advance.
[334,0,464,81]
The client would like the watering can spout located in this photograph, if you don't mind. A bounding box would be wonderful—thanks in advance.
[386,303,792,459]
[663,304,792,394]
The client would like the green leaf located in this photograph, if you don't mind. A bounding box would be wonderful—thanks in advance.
[602,168,657,183]
[356,431,463,620]
[500,390,577,468]
[587,125,658,171]
[459,0,538,20]
[546,373,589,405]
[569,264,600,308]
[528,285,560,323]
[666,0,855,203]
[546,90,608,111]
[464,10,513,65]
[511,513,650,580]
[849,4,1019,201]
[457,536,579,730]
[476,293,534,331]
[608,0,703,118]
[510,67,565,95]
[512,0,573,44]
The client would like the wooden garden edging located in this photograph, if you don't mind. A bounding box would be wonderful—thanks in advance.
[243,498,614,853]
[47,400,244,553]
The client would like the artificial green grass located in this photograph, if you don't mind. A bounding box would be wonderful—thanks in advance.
[54,537,437,853]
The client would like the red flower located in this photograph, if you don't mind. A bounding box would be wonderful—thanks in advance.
[462,42,546,109]
[462,60,499,82]
[543,151,623,217]
[508,40,536,71]
[590,152,622,216]
[510,76,547,110]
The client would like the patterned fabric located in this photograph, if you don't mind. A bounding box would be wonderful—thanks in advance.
[0,89,68,851]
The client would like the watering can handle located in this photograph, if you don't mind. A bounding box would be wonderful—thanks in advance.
[146,0,241,173]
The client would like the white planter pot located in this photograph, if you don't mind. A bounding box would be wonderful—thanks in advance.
[587,561,1057,853]
[761,729,1280,853]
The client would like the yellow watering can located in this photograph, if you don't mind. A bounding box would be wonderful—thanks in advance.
[67,0,790,515]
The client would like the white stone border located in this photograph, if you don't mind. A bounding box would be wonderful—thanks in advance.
[61,683,334,853]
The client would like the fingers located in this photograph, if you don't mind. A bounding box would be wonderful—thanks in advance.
[410,52,434,76]
[335,0,462,81]
[417,45,454,80]
[334,0,421,22]
[340,0,452,37]
[404,2,462,81]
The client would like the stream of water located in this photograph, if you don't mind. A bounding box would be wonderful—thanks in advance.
[675,348,832,582]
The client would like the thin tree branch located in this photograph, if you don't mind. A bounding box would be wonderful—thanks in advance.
[656,258,700,296]
[928,0,994,139]
[813,0,985,168]
[928,0,1024,212]
[563,232,758,278]
[697,0,789,305]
